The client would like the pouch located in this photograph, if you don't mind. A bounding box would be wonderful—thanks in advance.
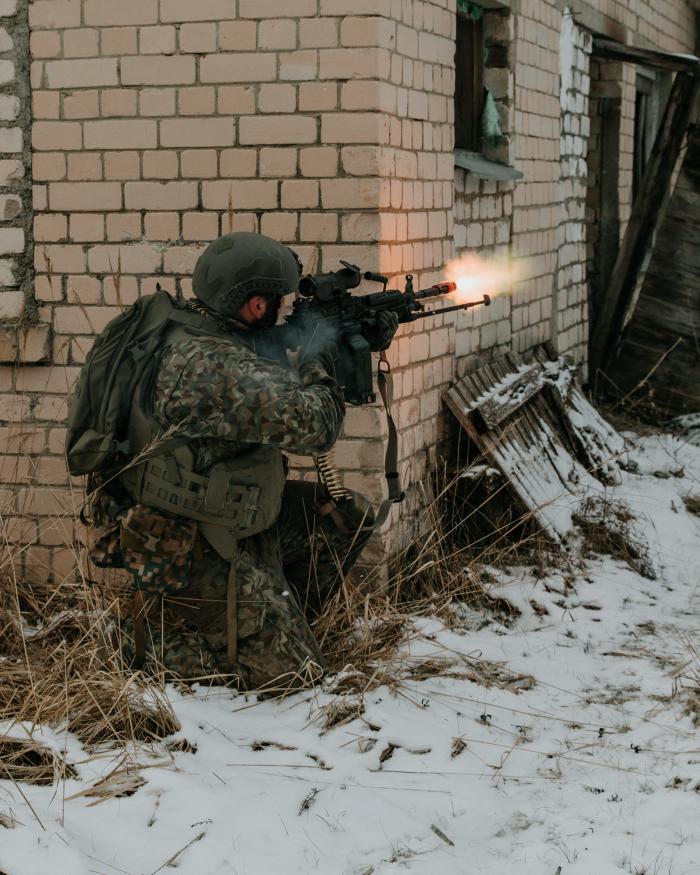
[119,505,197,594]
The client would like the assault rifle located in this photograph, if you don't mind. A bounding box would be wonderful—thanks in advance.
[257,261,491,405]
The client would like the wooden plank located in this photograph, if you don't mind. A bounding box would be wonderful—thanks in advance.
[592,37,700,72]
[591,71,700,377]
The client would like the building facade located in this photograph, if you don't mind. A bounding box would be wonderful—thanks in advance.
[0,0,696,580]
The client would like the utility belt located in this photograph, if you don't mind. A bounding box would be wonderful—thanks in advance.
[120,445,285,561]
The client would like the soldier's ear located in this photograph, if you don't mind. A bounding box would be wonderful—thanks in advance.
[247,295,269,319]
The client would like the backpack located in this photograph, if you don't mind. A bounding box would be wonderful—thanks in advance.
[66,290,187,477]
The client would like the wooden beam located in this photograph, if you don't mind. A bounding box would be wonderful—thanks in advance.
[590,71,700,377]
[592,37,700,72]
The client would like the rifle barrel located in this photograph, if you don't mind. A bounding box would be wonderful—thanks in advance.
[413,282,457,300]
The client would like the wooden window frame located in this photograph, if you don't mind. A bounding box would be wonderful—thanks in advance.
[454,13,485,154]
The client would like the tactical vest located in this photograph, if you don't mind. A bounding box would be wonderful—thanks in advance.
[120,313,285,560]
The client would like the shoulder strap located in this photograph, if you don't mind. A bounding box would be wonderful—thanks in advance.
[373,352,405,530]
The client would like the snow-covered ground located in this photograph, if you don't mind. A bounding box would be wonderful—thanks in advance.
[2,428,700,875]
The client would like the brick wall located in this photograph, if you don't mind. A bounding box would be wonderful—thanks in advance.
[0,0,696,581]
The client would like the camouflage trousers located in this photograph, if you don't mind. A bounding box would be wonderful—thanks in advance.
[127,481,373,691]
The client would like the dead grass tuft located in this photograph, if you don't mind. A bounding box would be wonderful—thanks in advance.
[0,735,76,786]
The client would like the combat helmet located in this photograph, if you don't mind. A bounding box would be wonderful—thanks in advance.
[192,232,300,319]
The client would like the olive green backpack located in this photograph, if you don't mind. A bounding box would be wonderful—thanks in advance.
[65,290,187,477]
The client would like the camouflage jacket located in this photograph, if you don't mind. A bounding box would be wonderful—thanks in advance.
[152,325,345,473]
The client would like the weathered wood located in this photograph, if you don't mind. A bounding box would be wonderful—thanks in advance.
[592,38,700,72]
[608,125,700,417]
[591,71,700,377]
[444,352,626,540]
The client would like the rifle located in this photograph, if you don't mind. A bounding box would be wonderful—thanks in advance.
[257,260,491,405]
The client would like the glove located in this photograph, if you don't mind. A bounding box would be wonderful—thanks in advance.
[299,332,338,376]
[366,310,399,352]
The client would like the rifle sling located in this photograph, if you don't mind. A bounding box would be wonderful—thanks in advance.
[373,352,405,530]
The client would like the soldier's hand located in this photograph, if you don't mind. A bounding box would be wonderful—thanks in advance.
[366,310,399,352]
[299,333,338,376]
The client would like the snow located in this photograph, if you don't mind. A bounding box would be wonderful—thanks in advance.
[3,428,700,875]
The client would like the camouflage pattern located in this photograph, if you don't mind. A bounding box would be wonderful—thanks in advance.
[89,501,197,595]
[120,481,373,691]
[91,316,367,690]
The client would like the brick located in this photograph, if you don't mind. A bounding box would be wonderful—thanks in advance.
[300,212,337,242]
[103,275,139,304]
[121,56,196,86]
[321,178,380,209]
[239,0,316,16]
[106,213,142,241]
[104,151,141,180]
[258,84,296,114]
[0,194,21,220]
[259,20,297,50]
[29,0,81,28]
[320,48,382,79]
[101,27,138,55]
[33,153,66,182]
[0,127,21,153]
[200,53,276,83]
[300,146,337,177]
[299,17,337,48]
[202,180,278,210]
[220,148,257,177]
[162,245,204,273]
[0,290,23,320]
[33,185,48,211]
[0,427,45,455]
[33,91,60,119]
[15,364,82,394]
[34,214,67,242]
[179,86,217,117]
[45,59,119,89]
[0,59,12,86]
[49,182,121,212]
[67,273,102,301]
[66,152,103,181]
[160,117,234,147]
[35,275,62,302]
[298,82,337,111]
[0,327,18,363]
[88,244,162,274]
[144,213,179,240]
[281,179,318,209]
[181,149,218,178]
[85,0,158,25]
[218,85,255,115]
[143,150,179,179]
[239,115,316,145]
[260,212,297,241]
[71,336,96,363]
[101,89,138,117]
[179,22,217,53]
[218,21,256,51]
[29,30,61,59]
[260,148,297,177]
[0,228,25,254]
[321,112,383,144]
[70,213,105,245]
[183,212,219,241]
[0,27,10,51]
[63,90,100,120]
[341,16,396,47]
[0,95,19,122]
[33,122,81,152]
[139,87,176,117]
[280,51,317,81]
[63,28,100,58]
[124,181,199,210]
[139,25,177,55]
[160,0,238,21]
[36,244,86,273]
[84,120,157,150]
[18,326,51,363]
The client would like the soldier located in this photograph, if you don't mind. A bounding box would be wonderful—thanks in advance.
[87,232,398,691]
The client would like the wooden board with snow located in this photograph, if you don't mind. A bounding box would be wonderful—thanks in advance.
[444,351,627,540]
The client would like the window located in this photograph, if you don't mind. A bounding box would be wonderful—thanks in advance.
[454,11,485,153]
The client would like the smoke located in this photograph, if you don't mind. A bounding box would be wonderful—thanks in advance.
[444,253,518,305]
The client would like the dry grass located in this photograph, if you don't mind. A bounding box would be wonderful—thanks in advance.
[0,562,180,764]
[0,735,76,785]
